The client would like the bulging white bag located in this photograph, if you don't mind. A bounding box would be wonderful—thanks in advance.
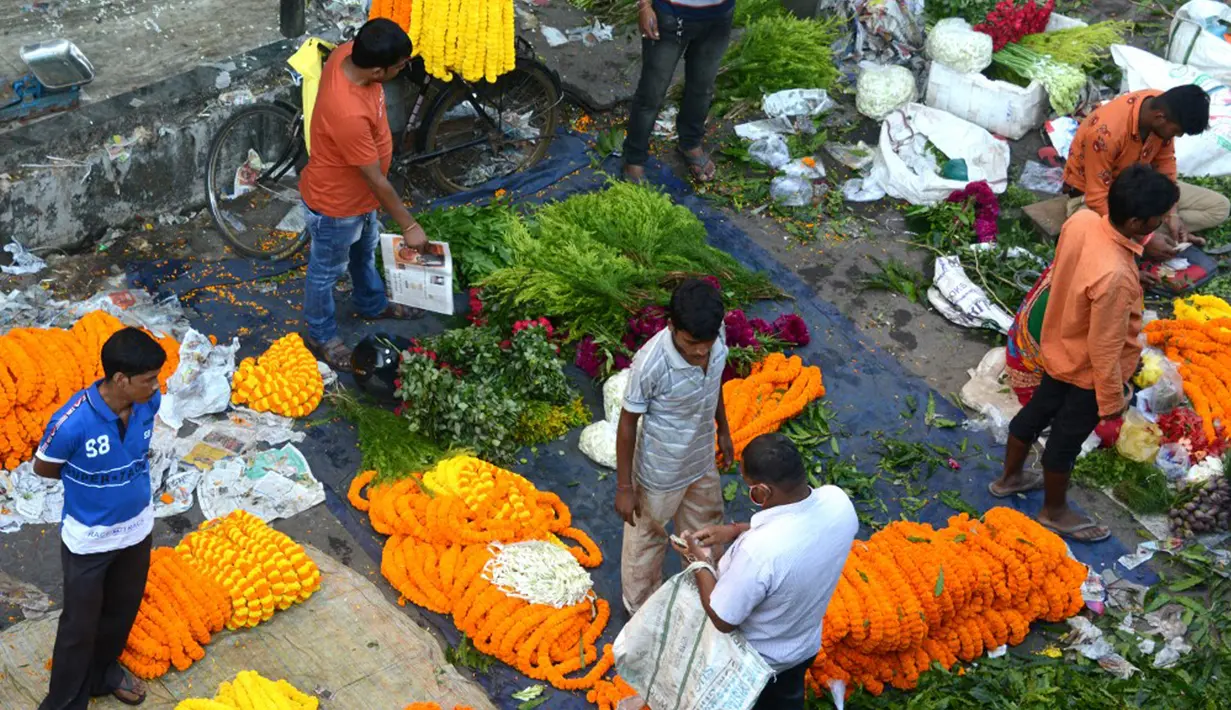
[870,103,1010,205]
[614,563,772,710]
[1112,44,1231,177]
[1166,1,1231,85]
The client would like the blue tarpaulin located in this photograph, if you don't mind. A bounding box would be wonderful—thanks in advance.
[129,133,1155,709]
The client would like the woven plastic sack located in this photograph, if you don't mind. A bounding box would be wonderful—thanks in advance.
[614,563,771,710]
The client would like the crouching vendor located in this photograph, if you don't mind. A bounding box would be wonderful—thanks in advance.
[1063,85,1230,293]
[671,434,858,709]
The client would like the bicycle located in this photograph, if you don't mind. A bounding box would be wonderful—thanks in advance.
[204,35,562,260]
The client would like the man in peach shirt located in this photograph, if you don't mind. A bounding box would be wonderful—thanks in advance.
[991,165,1180,542]
[1063,86,1229,272]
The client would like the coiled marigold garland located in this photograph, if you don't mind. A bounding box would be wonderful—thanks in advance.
[349,457,614,692]
[173,670,318,710]
[230,333,324,418]
[722,353,825,462]
[0,310,178,469]
[1144,316,1231,443]
[369,0,516,82]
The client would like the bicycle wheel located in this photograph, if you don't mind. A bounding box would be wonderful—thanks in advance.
[420,60,561,194]
[205,103,310,260]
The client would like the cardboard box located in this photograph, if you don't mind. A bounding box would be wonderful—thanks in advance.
[380,235,454,315]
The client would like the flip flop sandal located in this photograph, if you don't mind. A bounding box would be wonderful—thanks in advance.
[1039,519,1111,543]
[306,336,354,374]
[360,303,425,321]
[678,147,716,182]
[987,471,1045,498]
[622,164,647,184]
[113,671,147,706]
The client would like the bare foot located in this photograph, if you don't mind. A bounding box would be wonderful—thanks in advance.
[623,164,646,183]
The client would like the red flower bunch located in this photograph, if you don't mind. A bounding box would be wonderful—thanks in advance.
[467,288,486,326]
[1158,407,1226,461]
[623,305,669,352]
[946,180,1001,243]
[513,316,553,337]
[975,0,1055,51]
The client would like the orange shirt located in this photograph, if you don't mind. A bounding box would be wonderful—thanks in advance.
[299,42,393,218]
[1062,90,1177,217]
[1040,211,1144,417]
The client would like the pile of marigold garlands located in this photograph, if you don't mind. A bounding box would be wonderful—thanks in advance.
[121,511,322,680]
[349,455,615,692]
[369,0,515,82]
[1144,300,1231,443]
[0,310,178,469]
[723,353,825,462]
[807,508,1086,696]
[230,333,324,418]
[173,670,318,710]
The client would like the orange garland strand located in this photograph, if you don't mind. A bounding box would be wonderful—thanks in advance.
[0,310,178,470]
[1144,318,1231,442]
[722,353,825,462]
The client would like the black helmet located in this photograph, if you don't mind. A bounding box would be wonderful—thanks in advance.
[351,333,411,400]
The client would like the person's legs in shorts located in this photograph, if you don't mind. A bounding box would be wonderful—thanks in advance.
[1035,381,1105,541]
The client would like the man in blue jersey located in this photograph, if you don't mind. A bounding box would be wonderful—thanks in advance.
[622,0,733,183]
[34,327,166,709]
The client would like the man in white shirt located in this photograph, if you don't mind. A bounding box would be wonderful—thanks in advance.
[675,432,858,709]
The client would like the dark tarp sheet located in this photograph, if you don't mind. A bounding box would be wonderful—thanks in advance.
[129,132,1155,710]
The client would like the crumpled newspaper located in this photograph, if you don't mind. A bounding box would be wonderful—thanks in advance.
[1065,616,1139,679]
[197,443,325,522]
[1,242,47,275]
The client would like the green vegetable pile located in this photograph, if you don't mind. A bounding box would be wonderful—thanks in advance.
[416,201,524,289]
[1072,448,1176,515]
[714,15,843,114]
[329,392,459,484]
[923,0,997,25]
[478,181,781,348]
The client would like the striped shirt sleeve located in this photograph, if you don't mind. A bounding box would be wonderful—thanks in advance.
[37,409,81,464]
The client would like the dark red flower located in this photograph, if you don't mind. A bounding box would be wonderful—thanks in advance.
[771,314,811,346]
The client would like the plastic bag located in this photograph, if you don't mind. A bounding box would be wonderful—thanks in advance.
[1117,409,1163,463]
[770,175,814,206]
[614,562,772,710]
[1156,443,1192,482]
[748,134,791,169]
[1018,160,1065,194]
[762,88,835,119]
[1166,1,1231,85]
[826,141,876,171]
[159,329,242,430]
[782,158,825,179]
[842,177,887,202]
[856,63,917,120]
[925,18,993,73]
[1150,357,1185,415]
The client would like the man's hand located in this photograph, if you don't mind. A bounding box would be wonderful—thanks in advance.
[1138,268,1162,289]
[1173,218,1204,247]
[638,3,659,40]
[692,524,740,548]
[1143,234,1178,263]
[671,532,715,566]
[402,223,427,252]
[615,486,641,527]
[717,430,735,469]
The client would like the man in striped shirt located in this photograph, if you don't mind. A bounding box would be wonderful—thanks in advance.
[34,328,166,709]
[616,279,735,613]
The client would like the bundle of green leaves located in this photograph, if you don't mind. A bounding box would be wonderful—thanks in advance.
[394,322,589,463]
[714,15,843,114]
[415,201,526,289]
[478,181,781,348]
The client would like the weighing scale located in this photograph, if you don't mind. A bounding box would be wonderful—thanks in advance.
[1,39,94,123]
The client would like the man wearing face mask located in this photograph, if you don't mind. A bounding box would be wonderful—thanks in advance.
[1062,85,1229,286]
[616,279,735,614]
[673,433,858,710]
[992,165,1180,541]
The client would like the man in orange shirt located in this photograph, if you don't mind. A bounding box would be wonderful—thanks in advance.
[1063,85,1229,266]
[300,18,426,372]
[991,165,1180,542]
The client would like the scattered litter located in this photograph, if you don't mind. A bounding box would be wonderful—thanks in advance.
[1080,566,1107,614]
[567,21,614,47]
[841,177,886,202]
[782,157,825,180]
[541,27,569,47]
[770,175,814,207]
[198,443,325,522]
[986,644,1008,659]
[652,105,678,139]
[96,228,124,253]
[0,570,52,619]
[734,117,798,141]
[105,128,151,164]
[748,134,791,170]
[1018,160,1066,194]
[159,330,242,430]
[1,242,47,275]
[219,88,256,106]
[762,89,835,119]
[1064,616,1138,678]
[959,348,1021,445]
[826,141,876,171]
[1045,116,1080,159]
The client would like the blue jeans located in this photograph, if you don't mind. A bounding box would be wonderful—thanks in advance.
[302,204,388,344]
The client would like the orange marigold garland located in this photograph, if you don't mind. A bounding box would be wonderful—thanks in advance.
[120,548,232,679]
[350,456,614,693]
[175,510,322,630]
[0,310,178,470]
[808,508,1086,698]
[230,333,324,418]
[1144,317,1231,442]
[722,353,825,462]
[402,705,476,710]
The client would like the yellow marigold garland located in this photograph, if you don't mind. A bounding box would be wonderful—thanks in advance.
[120,548,232,679]
[175,510,322,630]
[230,333,324,418]
[722,353,825,462]
[0,310,178,470]
[371,0,516,82]
[173,670,318,710]
[349,457,615,692]
[1144,317,1231,442]
[1174,294,1231,324]
[808,508,1086,697]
